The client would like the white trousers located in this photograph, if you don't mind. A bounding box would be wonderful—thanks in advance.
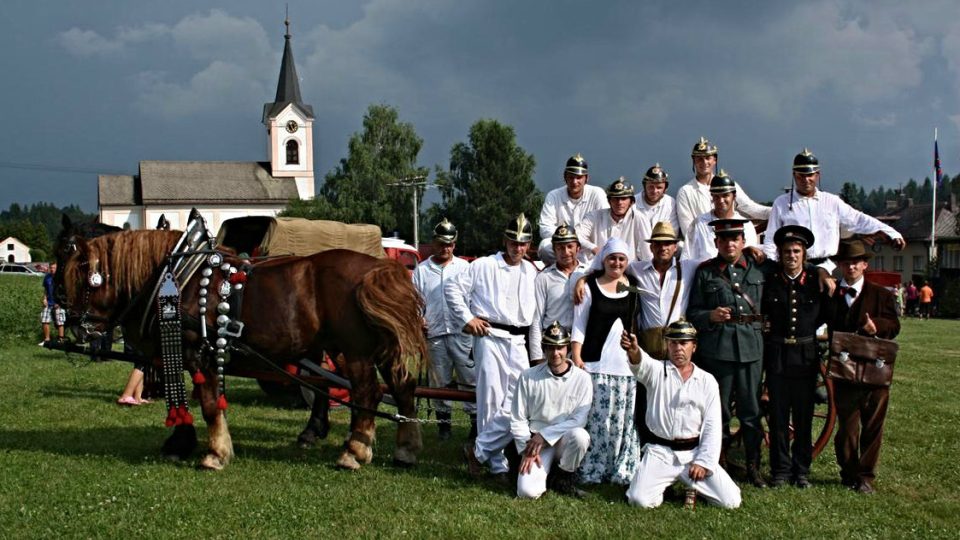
[473,332,528,473]
[626,447,741,509]
[427,333,476,414]
[517,427,590,499]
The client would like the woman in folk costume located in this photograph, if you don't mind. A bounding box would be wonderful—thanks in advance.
[571,237,642,484]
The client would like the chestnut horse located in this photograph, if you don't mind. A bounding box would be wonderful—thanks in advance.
[56,228,427,471]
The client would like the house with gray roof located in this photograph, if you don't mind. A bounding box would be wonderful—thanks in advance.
[871,194,960,283]
[99,20,314,234]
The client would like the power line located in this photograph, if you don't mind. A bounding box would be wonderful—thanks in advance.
[0,160,130,176]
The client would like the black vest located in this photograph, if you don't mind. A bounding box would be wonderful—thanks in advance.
[581,274,637,363]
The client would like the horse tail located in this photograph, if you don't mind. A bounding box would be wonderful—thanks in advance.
[354,258,428,386]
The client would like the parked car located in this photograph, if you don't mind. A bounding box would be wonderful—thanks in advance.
[0,263,43,276]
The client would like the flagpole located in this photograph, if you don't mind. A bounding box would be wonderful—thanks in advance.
[931,128,938,266]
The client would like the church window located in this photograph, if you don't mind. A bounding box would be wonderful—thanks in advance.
[286,140,299,165]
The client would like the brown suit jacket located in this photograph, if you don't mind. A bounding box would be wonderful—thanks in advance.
[829,280,900,340]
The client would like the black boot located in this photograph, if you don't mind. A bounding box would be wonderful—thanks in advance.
[467,414,478,441]
[549,468,586,499]
[436,411,452,441]
[746,462,768,488]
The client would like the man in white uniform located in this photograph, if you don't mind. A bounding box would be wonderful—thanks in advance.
[761,149,906,270]
[621,319,742,509]
[450,213,538,475]
[537,154,608,264]
[578,177,651,264]
[529,224,588,364]
[635,164,679,261]
[675,137,770,240]
[682,171,760,263]
[412,218,476,441]
[485,321,594,498]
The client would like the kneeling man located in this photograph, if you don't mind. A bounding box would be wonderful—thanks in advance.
[621,319,741,509]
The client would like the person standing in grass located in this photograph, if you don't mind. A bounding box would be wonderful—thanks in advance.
[918,281,934,319]
[40,262,65,346]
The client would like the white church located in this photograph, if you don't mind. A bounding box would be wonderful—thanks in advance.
[98,22,315,233]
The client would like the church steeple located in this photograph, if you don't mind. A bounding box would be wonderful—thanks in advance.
[263,16,314,121]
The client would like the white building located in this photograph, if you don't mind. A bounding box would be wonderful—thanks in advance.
[2,236,31,263]
[99,22,315,234]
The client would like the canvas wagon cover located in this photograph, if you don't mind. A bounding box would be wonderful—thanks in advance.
[216,216,385,258]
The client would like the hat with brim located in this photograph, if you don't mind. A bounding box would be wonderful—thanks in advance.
[773,225,815,249]
[643,163,669,184]
[541,321,571,347]
[691,136,718,158]
[709,169,736,195]
[708,218,749,235]
[831,239,873,262]
[504,213,534,243]
[664,319,697,341]
[793,148,820,174]
[433,218,458,244]
[551,223,579,244]
[565,153,588,176]
[606,177,635,198]
[646,221,679,243]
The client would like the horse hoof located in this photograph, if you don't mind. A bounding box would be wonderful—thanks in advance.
[336,453,361,471]
[199,454,225,471]
[393,447,418,467]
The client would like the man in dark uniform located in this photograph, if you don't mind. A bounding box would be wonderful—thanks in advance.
[686,218,768,488]
[828,239,900,494]
[762,225,831,488]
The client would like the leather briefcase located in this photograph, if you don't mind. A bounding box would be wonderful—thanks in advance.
[828,331,898,387]
[640,326,668,360]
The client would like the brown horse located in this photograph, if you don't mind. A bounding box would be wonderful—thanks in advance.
[57,228,427,470]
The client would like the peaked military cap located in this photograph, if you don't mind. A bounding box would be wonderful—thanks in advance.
[643,163,669,184]
[708,218,749,235]
[504,212,534,243]
[565,153,589,176]
[552,223,579,244]
[606,177,635,198]
[541,321,571,347]
[646,221,680,243]
[793,148,820,174]
[691,136,718,158]
[664,319,697,341]
[773,225,815,249]
[709,169,737,195]
[433,218,458,244]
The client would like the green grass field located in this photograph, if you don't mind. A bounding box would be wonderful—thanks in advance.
[1,275,958,538]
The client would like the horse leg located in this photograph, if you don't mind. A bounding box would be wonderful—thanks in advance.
[336,355,381,470]
[158,354,197,461]
[196,369,234,471]
[377,361,422,467]
[298,389,330,448]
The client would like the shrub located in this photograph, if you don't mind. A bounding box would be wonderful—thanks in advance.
[0,275,43,346]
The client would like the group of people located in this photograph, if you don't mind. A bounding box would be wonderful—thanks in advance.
[413,137,905,508]
[898,280,935,318]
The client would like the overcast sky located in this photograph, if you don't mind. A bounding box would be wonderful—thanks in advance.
[2,0,959,213]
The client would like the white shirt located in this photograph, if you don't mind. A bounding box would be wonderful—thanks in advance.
[634,194,679,261]
[838,276,865,308]
[444,252,538,338]
[571,284,634,377]
[528,262,587,361]
[762,188,904,261]
[628,258,699,330]
[675,177,771,240]
[510,361,593,452]
[412,256,471,339]
[577,206,651,263]
[681,210,759,263]
[630,351,722,470]
[538,184,609,240]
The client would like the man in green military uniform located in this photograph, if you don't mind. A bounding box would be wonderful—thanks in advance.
[686,218,768,488]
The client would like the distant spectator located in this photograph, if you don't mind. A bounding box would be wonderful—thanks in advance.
[893,284,904,317]
[40,263,65,346]
[919,281,934,319]
[904,281,918,317]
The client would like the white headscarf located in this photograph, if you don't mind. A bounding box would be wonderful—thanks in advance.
[589,237,631,272]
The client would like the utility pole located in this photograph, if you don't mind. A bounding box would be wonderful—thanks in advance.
[388,175,431,249]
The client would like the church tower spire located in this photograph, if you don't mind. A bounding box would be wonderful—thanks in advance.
[263,13,314,199]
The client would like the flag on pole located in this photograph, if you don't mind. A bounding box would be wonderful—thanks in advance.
[935,137,943,188]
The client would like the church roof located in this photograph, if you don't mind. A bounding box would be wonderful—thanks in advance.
[263,30,314,121]
[99,162,300,206]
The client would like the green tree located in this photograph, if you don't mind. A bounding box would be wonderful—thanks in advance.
[429,119,543,256]
[282,104,428,242]
[839,182,862,209]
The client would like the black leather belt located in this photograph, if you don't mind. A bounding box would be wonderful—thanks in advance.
[486,321,529,336]
[646,431,699,451]
[727,314,763,325]
[767,335,816,345]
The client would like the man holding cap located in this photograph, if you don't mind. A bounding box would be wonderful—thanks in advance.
[761,225,831,488]
[621,319,742,509]
[412,218,477,440]
[762,149,906,269]
[538,154,608,264]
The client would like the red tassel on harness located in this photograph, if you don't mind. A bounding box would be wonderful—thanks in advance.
[178,404,193,426]
[217,394,228,411]
[165,406,178,427]
[228,271,247,285]
[192,372,206,385]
